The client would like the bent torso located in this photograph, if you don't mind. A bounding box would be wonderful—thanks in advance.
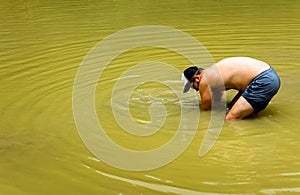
[204,57,270,91]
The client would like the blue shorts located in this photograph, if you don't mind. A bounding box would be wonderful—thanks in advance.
[242,66,280,114]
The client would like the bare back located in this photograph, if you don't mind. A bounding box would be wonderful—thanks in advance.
[204,57,270,91]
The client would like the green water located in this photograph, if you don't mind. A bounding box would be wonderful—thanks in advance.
[1,0,300,194]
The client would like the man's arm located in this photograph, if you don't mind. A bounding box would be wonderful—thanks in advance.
[199,81,212,110]
[200,80,225,110]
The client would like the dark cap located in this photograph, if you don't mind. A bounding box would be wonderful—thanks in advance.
[184,66,199,81]
[181,66,203,93]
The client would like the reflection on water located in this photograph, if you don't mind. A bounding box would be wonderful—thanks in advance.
[1,0,300,194]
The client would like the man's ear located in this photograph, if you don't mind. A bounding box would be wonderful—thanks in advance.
[195,74,201,81]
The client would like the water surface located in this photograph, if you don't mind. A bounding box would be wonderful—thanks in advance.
[1,0,300,194]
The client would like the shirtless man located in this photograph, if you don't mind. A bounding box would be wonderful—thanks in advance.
[181,57,281,120]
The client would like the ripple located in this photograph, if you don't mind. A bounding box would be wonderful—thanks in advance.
[93,168,228,195]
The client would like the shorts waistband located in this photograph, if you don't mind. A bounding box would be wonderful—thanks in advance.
[253,66,272,80]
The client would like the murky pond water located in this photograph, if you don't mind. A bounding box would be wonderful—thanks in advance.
[1,0,300,194]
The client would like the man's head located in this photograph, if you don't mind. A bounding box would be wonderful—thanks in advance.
[181,66,204,93]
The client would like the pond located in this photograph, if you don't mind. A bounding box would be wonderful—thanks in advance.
[1,0,300,194]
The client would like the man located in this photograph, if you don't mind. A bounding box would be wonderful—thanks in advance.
[181,57,280,120]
